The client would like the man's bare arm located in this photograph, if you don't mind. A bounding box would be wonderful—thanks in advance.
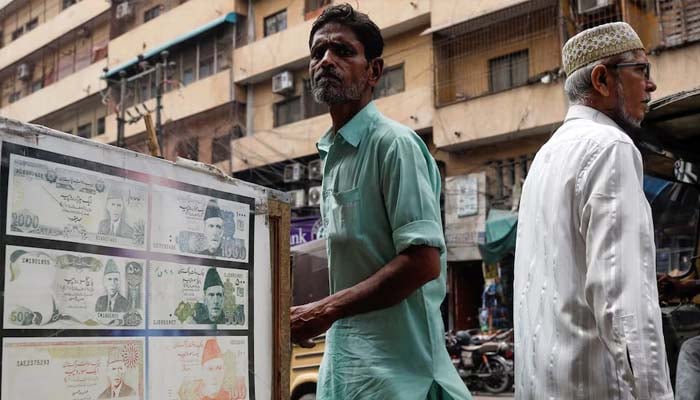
[290,245,440,344]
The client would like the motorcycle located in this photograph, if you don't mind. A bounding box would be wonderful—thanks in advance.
[445,330,514,394]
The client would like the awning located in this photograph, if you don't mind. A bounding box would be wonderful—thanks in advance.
[643,175,672,204]
[103,12,237,79]
[478,209,518,265]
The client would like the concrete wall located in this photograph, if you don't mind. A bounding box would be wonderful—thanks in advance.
[96,68,232,143]
[430,0,527,30]
[1,61,106,122]
[234,0,430,83]
[106,0,235,70]
[0,0,108,72]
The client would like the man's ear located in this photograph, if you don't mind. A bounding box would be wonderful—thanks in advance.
[591,64,611,97]
[368,58,384,87]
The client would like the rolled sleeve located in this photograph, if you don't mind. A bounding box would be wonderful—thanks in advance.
[381,135,445,255]
[392,219,446,254]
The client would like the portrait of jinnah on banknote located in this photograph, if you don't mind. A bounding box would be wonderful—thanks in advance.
[193,338,247,400]
[97,347,137,399]
[97,188,134,239]
[95,260,129,313]
[199,200,225,257]
[191,268,227,324]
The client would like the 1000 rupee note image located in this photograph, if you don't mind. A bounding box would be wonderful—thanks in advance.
[4,246,145,329]
[150,261,248,329]
[150,186,250,262]
[7,154,148,249]
[1,337,144,400]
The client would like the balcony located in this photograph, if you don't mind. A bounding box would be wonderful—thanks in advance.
[231,86,432,172]
[233,0,429,84]
[433,81,567,149]
[1,61,106,122]
[0,0,109,72]
[106,0,236,71]
[428,0,530,33]
[95,69,233,144]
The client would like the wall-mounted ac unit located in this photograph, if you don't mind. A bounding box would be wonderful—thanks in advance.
[308,159,323,180]
[307,186,322,207]
[272,71,294,95]
[577,0,612,14]
[16,63,31,81]
[288,189,306,208]
[283,163,304,183]
[116,1,133,19]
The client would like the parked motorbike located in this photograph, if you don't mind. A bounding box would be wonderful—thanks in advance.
[445,330,513,394]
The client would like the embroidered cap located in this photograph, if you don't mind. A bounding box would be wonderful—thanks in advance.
[562,22,644,76]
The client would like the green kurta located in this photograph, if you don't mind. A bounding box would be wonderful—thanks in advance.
[316,102,472,400]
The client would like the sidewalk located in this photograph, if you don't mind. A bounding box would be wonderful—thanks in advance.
[473,393,514,400]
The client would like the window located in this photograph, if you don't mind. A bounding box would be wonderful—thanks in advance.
[488,50,529,93]
[198,39,215,79]
[305,0,331,13]
[373,64,405,100]
[62,0,77,10]
[264,10,287,36]
[215,29,232,71]
[31,80,43,93]
[175,137,199,161]
[97,117,105,135]
[302,79,327,119]
[211,135,231,164]
[9,91,21,103]
[25,18,39,32]
[12,27,24,41]
[143,5,162,22]
[182,67,195,85]
[77,123,92,138]
[274,97,301,127]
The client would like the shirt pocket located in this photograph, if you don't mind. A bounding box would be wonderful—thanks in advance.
[328,187,361,239]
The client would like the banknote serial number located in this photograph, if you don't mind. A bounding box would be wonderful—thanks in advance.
[16,359,50,367]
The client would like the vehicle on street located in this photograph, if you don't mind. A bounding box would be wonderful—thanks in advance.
[445,329,514,394]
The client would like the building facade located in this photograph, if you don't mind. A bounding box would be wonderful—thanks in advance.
[2,0,699,330]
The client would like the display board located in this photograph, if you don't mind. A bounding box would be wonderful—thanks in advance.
[0,118,290,400]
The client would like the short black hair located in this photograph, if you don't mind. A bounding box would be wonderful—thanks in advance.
[308,3,384,61]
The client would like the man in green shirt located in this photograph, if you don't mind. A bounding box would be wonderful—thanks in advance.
[290,4,472,400]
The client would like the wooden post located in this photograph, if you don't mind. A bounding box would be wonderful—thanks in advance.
[143,113,162,157]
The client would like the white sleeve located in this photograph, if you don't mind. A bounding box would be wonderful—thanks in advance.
[578,140,674,400]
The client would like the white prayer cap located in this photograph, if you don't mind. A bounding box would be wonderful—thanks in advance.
[562,22,644,76]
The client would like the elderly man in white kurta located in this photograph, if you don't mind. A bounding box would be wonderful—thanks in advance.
[514,22,673,400]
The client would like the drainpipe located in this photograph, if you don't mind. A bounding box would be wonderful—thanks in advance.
[245,0,255,137]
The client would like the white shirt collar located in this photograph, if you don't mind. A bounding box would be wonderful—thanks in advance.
[564,104,623,130]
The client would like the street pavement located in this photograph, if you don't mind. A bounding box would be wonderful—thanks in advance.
[472,392,514,400]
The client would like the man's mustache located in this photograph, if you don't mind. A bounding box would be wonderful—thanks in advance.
[313,69,342,83]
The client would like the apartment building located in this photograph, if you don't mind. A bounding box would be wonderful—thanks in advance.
[1,0,699,330]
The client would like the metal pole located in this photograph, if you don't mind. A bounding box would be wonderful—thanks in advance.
[155,51,167,155]
[117,71,127,148]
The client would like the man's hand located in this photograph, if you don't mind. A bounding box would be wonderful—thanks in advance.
[291,299,337,348]
[658,275,699,298]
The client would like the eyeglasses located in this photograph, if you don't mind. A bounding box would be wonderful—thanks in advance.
[607,62,651,80]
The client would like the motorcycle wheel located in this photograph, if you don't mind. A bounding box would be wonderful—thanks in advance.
[479,356,513,394]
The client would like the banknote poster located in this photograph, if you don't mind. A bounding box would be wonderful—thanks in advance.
[3,246,146,329]
[150,262,248,329]
[149,336,249,400]
[150,186,250,263]
[6,154,148,250]
[1,336,144,400]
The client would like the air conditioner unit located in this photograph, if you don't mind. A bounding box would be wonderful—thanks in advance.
[308,186,322,207]
[116,1,133,19]
[577,0,612,13]
[287,189,306,208]
[16,63,31,81]
[272,71,294,95]
[308,159,323,180]
[283,163,303,183]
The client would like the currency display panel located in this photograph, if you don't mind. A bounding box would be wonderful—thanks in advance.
[0,124,280,400]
